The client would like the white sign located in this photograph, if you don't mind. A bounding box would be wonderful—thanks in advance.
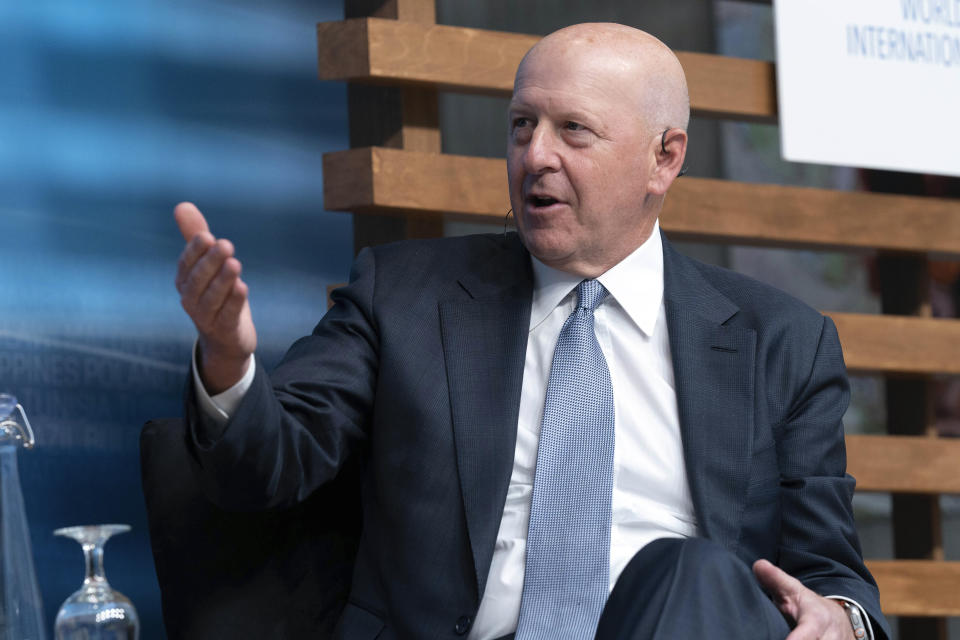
[774,0,960,177]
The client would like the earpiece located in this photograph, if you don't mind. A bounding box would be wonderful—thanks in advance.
[661,128,689,178]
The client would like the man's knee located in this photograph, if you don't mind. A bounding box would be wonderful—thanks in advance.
[599,538,789,640]
[673,537,754,582]
[619,536,751,589]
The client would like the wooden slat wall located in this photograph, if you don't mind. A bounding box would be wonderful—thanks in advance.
[317,18,778,122]
[847,435,960,494]
[868,561,960,616]
[831,313,960,375]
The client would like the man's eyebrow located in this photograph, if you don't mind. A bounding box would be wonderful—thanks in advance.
[507,102,596,122]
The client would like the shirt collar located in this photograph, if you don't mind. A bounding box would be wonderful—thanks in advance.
[529,220,664,336]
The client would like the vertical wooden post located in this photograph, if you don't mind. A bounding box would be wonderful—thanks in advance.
[343,0,443,254]
[877,254,946,640]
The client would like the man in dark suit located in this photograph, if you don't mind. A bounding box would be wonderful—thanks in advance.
[175,22,887,640]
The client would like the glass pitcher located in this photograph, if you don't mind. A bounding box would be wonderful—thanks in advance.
[0,393,47,640]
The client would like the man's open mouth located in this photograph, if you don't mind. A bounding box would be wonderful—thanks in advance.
[527,195,559,207]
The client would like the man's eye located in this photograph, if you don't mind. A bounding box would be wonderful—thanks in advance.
[564,121,585,132]
[510,117,533,144]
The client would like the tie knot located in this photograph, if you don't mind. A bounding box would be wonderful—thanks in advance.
[576,279,608,311]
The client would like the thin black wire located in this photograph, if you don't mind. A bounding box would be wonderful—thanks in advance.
[661,129,689,177]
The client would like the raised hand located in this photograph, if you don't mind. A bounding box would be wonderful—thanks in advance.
[174,202,257,394]
[753,559,856,640]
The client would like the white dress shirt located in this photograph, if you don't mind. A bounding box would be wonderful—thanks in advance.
[193,220,872,640]
[468,221,697,639]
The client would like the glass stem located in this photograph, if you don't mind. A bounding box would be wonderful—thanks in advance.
[82,541,108,586]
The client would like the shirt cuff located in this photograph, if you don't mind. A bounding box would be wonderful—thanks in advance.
[191,340,255,425]
[825,595,874,640]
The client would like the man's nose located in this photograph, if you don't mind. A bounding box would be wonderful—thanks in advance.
[523,126,561,174]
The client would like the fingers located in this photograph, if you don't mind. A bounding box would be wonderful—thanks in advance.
[784,623,819,640]
[219,278,249,327]
[172,202,256,384]
[196,256,242,324]
[174,202,215,290]
[753,559,803,621]
[784,600,853,640]
[176,232,216,289]
[179,239,244,332]
[754,561,853,640]
[174,202,210,242]
[753,559,803,597]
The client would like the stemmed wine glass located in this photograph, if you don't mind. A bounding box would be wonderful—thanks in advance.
[53,524,139,640]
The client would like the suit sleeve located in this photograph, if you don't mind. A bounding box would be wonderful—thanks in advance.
[774,315,890,640]
[183,246,380,511]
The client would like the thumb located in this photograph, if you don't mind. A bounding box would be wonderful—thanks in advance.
[753,559,802,619]
[174,202,211,242]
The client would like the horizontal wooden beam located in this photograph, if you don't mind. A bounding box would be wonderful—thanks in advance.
[322,147,960,256]
[830,312,960,376]
[847,435,960,494]
[322,147,509,218]
[663,182,960,257]
[867,560,960,616]
[316,18,778,122]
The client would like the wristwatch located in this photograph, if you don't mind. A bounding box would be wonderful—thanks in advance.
[840,600,867,639]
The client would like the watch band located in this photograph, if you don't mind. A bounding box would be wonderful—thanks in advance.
[840,600,867,639]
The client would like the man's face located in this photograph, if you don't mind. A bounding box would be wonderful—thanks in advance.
[507,44,658,277]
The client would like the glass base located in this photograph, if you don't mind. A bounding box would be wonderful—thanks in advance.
[55,599,138,640]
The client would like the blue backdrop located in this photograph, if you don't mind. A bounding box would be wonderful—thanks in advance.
[1,0,351,636]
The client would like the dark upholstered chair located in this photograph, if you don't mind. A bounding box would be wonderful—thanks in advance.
[139,418,362,639]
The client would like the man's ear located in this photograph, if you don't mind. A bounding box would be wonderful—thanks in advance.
[647,128,688,196]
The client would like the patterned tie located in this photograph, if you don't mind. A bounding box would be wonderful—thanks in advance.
[516,279,615,640]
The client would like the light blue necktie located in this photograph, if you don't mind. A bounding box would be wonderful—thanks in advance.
[516,279,615,640]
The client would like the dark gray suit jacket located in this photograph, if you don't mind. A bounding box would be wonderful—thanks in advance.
[186,231,889,640]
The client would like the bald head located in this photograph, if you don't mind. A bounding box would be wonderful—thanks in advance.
[516,23,690,135]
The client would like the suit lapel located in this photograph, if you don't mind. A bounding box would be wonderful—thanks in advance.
[439,234,533,598]
[662,234,757,551]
